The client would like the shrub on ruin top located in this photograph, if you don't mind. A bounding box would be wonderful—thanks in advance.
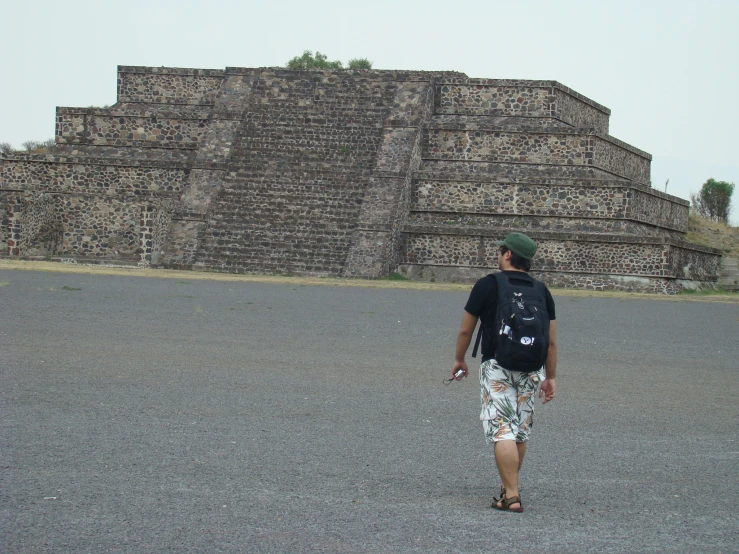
[286,51,373,70]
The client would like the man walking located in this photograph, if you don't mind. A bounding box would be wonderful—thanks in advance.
[451,232,557,512]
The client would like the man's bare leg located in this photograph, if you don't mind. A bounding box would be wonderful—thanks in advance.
[517,441,526,470]
[493,440,522,509]
[498,442,527,490]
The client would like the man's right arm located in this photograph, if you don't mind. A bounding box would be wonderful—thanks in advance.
[452,311,479,379]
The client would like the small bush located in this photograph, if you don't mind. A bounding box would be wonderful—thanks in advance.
[348,58,373,69]
[286,50,343,69]
[22,140,42,151]
[19,138,57,153]
[286,51,373,70]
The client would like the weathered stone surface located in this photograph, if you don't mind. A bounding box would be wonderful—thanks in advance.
[0,66,720,292]
[400,234,719,286]
[117,66,225,105]
[435,80,610,133]
[424,129,650,185]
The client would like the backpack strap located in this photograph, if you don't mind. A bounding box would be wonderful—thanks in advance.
[471,273,499,358]
[506,271,534,286]
[471,321,483,358]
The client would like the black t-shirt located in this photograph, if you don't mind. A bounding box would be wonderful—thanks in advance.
[464,271,556,363]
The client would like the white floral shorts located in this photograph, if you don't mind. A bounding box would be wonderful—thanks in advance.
[480,359,544,443]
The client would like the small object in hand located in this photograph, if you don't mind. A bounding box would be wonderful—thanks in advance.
[444,368,466,385]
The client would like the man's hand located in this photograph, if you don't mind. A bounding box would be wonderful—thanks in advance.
[451,360,468,380]
[539,378,556,404]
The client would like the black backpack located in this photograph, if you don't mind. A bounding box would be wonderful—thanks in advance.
[472,272,550,372]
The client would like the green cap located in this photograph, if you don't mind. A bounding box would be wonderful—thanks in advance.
[495,232,537,260]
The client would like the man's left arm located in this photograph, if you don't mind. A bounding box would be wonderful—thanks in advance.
[539,320,557,403]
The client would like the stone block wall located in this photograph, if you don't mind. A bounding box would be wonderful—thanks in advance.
[1,155,188,195]
[0,153,183,261]
[409,178,689,236]
[0,191,14,254]
[117,66,225,105]
[424,129,651,184]
[0,66,721,292]
[400,231,718,288]
[403,232,671,276]
[435,79,610,133]
[1,191,139,259]
[56,107,209,148]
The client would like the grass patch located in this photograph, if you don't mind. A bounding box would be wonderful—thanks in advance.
[677,287,732,296]
[383,272,409,281]
[686,215,739,257]
[61,286,81,291]
[0,281,8,287]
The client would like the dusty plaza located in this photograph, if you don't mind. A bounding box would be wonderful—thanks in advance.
[0,261,737,553]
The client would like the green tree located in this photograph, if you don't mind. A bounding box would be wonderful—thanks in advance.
[285,51,374,70]
[347,58,373,69]
[690,178,735,224]
[286,50,343,69]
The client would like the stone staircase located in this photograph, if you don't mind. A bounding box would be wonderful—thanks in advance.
[191,70,399,276]
[718,257,739,292]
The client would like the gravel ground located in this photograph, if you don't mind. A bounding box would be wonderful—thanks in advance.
[1,268,737,553]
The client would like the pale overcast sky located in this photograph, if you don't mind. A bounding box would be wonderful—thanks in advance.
[2,0,737,223]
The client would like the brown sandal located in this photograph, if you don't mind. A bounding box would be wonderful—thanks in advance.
[493,486,506,503]
[492,495,523,513]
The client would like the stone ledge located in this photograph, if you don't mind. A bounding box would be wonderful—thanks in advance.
[172,214,208,222]
[1,188,180,199]
[0,154,191,170]
[224,67,467,82]
[57,106,212,119]
[118,65,226,77]
[410,173,690,206]
[417,159,640,184]
[397,264,717,292]
[116,99,217,107]
[428,118,582,131]
[401,225,722,253]
[407,210,688,234]
[58,139,200,150]
[430,115,576,130]
[192,162,229,170]
[413,172,629,185]
[425,126,651,160]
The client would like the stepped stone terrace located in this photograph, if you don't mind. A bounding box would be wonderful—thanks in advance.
[0,65,721,293]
